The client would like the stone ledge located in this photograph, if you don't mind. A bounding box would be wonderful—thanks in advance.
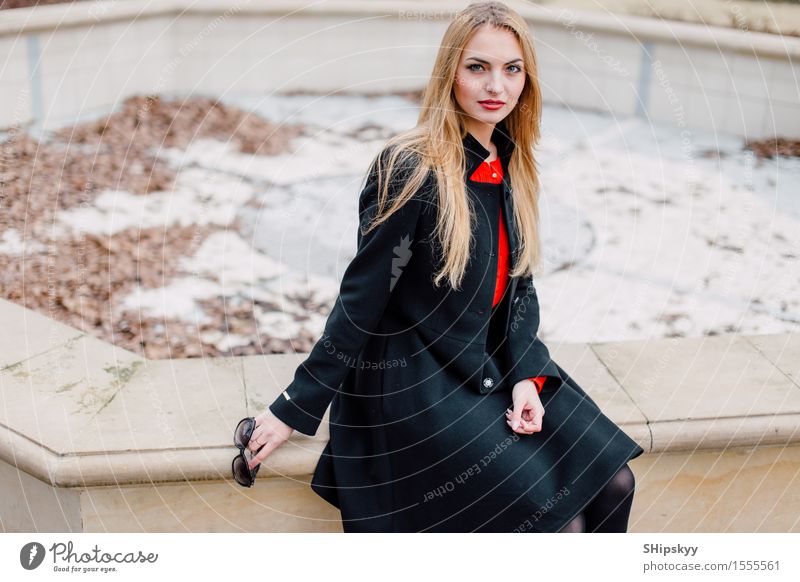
[1,0,797,59]
[2,298,799,489]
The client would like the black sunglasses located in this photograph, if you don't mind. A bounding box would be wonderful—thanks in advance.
[231,417,264,487]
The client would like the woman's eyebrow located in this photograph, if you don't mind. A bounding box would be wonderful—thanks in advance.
[464,56,523,65]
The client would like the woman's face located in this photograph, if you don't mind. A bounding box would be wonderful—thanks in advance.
[454,25,526,128]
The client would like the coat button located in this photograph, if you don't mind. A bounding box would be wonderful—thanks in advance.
[482,377,494,389]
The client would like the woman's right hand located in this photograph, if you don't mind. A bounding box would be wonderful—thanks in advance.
[506,379,545,434]
[246,408,294,470]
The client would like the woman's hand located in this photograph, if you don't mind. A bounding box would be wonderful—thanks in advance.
[506,379,545,435]
[245,408,294,470]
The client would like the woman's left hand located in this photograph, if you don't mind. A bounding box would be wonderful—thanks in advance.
[245,408,294,470]
[506,379,544,434]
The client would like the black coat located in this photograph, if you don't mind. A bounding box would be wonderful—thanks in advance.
[268,119,644,532]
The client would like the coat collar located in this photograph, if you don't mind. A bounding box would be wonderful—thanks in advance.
[461,118,516,178]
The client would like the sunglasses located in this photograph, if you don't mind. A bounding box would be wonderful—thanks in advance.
[232,417,264,487]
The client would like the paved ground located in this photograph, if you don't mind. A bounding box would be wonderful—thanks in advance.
[224,92,800,343]
[2,91,798,356]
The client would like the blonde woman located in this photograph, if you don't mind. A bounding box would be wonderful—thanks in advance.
[234,1,643,533]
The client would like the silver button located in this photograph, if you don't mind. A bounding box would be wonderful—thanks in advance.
[482,377,494,389]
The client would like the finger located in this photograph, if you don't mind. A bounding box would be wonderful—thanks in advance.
[506,413,529,433]
[532,406,544,427]
[517,417,536,434]
[507,409,534,428]
[507,418,532,434]
[246,442,272,470]
[248,430,265,452]
[506,409,526,428]
[247,439,279,470]
[509,403,524,431]
[507,411,537,433]
[524,415,542,433]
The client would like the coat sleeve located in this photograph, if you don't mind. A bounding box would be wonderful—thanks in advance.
[268,152,425,436]
[528,376,547,394]
[506,275,560,391]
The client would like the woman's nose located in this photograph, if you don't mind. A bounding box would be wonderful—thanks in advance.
[485,71,505,94]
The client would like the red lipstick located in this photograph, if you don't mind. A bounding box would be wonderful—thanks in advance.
[478,99,505,110]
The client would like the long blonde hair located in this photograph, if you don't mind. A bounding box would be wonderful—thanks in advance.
[364,1,545,290]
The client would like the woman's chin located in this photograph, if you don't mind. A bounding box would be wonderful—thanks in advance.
[467,109,507,125]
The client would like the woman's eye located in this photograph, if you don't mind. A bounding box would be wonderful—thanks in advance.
[467,63,522,73]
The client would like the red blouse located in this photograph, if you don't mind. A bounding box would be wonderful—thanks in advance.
[470,157,547,395]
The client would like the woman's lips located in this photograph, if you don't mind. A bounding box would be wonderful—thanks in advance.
[478,100,505,110]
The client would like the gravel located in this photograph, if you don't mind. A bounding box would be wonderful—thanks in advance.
[1,94,307,359]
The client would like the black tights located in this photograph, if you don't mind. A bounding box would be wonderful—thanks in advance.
[558,464,636,533]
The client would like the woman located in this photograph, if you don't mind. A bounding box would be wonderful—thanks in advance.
[237,1,644,533]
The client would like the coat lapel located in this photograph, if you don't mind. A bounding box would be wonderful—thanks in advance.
[500,178,520,302]
[461,120,520,302]
[461,118,515,178]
